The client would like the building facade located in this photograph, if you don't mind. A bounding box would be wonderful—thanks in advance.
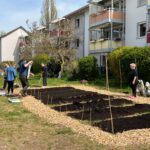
[64,5,89,58]
[49,5,90,59]
[126,0,147,46]
[89,0,125,68]
[0,26,28,62]
[89,0,150,67]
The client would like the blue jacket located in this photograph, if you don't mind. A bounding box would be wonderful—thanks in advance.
[6,66,16,81]
[19,60,28,77]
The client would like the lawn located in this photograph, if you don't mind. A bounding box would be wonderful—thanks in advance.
[0,96,110,150]
[0,74,130,94]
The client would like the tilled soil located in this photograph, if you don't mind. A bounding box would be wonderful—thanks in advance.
[27,86,150,133]
[21,85,150,147]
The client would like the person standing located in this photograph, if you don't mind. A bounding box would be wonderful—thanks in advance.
[3,63,9,90]
[129,63,138,98]
[41,63,48,87]
[6,63,16,95]
[19,59,33,96]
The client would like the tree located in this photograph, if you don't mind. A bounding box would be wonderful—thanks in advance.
[0,31,6,37]
[23,18,76,78]
[49,19,76,78]
[40,0,58,30]
[19,19,52,60]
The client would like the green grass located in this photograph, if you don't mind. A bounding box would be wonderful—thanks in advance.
[0,91,149,149]
[0,74,130,94]
[0,96,112,150]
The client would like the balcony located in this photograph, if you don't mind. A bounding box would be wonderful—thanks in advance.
[90,9,125,28]
[148,0,150,8]
[89,39,123,53]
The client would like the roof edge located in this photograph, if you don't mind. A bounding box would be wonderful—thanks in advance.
[0,26,29,39]
[64,4,89,18]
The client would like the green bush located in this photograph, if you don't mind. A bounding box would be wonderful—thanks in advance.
[32,54,49,73]
[78,56,99,80]
[65,60,79,80]
[47,58,61,77]
[108,46,150,82]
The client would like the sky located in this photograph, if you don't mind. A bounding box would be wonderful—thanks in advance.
[0,0,88,32]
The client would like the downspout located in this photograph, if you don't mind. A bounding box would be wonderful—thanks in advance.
[83,13,85,57]
[122,0,126,46]
[110,0,114,52]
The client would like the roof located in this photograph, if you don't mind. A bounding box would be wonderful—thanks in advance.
[64,5,89,18]
[51,18,66,24]
[36,26,46,31]
[0,26,29,39]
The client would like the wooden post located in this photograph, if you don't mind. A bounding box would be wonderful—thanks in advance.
[89,107,92,125]
[81,104,85,120]
[119,60,123,90]
[105,55,114,134]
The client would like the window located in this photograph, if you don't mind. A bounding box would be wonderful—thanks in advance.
[137,0,146,7]
[137,22,146,37]
[75,18,80,28]
[76,39,80,47]
[90,31,97,41]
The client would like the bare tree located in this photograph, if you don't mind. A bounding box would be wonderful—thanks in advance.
[19,20,51,60]
[40,0,58,30]
[22,19,76,78]
[49,19,76,78]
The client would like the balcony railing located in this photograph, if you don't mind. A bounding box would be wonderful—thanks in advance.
[90,39,123,52]
[90,9,125,27]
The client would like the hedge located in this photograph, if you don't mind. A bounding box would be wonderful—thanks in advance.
[32,54,49,73]
[108,46,150,82]
[78,56,99,80]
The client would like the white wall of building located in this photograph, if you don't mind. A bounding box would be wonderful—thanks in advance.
[0,28,28,62]
[125,0,147,47]
[84,10,89,57]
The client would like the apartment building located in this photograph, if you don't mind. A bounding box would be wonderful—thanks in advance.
[89,0,125,68]
[126,0,147,46]
[64,5,89,58]
[49,5,89,58]
[88,0,150,67]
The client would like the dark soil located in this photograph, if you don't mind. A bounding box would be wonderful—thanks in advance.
[27,87,150,134]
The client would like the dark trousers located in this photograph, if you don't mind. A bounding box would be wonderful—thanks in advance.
[7,81,14,94]
[3,79,7,90]
[43,76,47,86]
[130,83,137,97]
[20,76,29,94]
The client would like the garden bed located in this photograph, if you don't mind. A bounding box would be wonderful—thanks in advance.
[27,87,150,134]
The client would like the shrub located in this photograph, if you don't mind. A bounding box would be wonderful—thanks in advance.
[32,54,49,73]
[65,60,79,80]
[78,56,99,80]
[47,58,61,77]
[108,46,150,82]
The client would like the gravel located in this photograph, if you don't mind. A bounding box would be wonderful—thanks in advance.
[21,85,150,147]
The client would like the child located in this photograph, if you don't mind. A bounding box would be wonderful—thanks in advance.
[6,63,17,95]
[129,63,138,98]
[41,63,48,87]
